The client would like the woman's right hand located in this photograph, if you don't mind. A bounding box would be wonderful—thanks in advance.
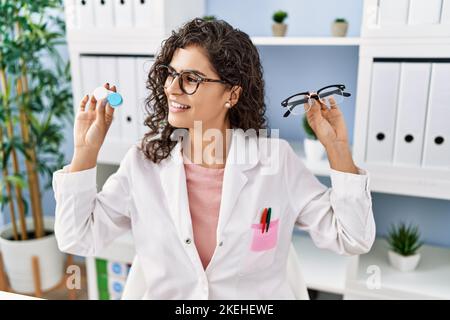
[74,83,117,154]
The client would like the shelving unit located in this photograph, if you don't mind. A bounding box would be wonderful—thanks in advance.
[64,0,450,300]
[85,232,134,300]
[251,36,360,46]
[345,239,450,300]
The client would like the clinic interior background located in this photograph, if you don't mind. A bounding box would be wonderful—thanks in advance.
[6,0,449,248]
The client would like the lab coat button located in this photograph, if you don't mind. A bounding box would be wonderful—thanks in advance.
[185,238,192,244]
[218,241,223,247]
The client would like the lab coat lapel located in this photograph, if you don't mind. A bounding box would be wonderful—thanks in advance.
[216,130,259,236]
[159,142,192,242]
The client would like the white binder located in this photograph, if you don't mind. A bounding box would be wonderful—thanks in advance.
[378,0,409,26]
[422,63,450,168]
[133,0,155,28]
[393,63,430,166]
[366,62,401,164]
[408,0,442,25]
[76,0,95,29]
[135,58,154,139]
[441,0,450,24]
[79,56,98,101]
[97,57,121,143]
[114,0,134,28]
[117,58,140,145]
[93,0,115,28]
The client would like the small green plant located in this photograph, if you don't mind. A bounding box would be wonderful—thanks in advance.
[273,10,288,24]
[334,18,347,23]
[302,114,317,140]
[387,222,423,256]
[202,15,217,22]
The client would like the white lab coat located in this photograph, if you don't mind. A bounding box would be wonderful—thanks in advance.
[52,129,375,299]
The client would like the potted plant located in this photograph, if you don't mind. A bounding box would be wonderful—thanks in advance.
[272,10,288,37]
[387,222,423,272]
[331,18,348,37]
[202,15,217,22]
[302,114,325,161]
[0,0,72,294]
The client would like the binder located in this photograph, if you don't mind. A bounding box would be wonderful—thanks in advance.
[116,58,140,145]
[76,0,95,29]
[393,63,430,166]
[422,63,450,168]
[97,56,121,142]
[408,0,442,25]
[378,0,409,26]
[441,0,450,24]
[79,56,98,102]
[114,0,134,28]
[93,0,115,28]
[366,62,401,164]
[135,58,154,139]
[133,0,155,28]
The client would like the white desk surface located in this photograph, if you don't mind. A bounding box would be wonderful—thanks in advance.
[0,290,44,300]
[349,238,450,299]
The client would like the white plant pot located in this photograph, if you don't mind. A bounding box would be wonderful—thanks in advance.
[272,23,287,37]
[304,138,326,161]
[331,22,348,37]
[0,216,65,294]
[388,250,421,272]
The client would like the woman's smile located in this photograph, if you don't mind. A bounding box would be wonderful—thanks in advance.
[169,100,192,113]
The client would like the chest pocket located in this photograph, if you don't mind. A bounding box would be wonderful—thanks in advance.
[238,205,281,276]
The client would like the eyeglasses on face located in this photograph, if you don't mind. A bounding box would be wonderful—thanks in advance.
[157,64,228,95]
[281,84,351,117]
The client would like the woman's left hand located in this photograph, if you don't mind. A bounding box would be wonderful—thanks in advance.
[304,95,349,150]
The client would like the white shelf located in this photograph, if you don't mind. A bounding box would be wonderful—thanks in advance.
[347,238,450,299]
[292,231,350,295]
[251,36,361,46]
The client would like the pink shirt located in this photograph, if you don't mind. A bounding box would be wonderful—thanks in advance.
[184,161,225,270]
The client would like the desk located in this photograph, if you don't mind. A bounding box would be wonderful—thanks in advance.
[0,290,44,300]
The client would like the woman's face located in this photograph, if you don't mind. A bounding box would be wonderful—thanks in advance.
[164,45,235,131]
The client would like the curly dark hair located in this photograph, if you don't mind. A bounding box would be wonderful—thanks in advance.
[139,18,267,163]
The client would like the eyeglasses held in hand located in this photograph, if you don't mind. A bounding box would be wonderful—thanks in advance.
[281,84,351,117]
[157,64,228,95]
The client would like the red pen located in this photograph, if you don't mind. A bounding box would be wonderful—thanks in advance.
[260,208,268,233]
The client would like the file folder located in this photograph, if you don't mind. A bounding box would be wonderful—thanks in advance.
[378,0,409,26]
[366,62,400,164]
[393,63,430,166]
[441,0,450,24]
[135,58,153,139]
[422,63,450,168]
[117,58,140,145]
[93,0,115,28]
[133,0,156,28]
[408,0,442,25]
[114,0,134,28]
[97,56,121,142]
[76,0,95,29]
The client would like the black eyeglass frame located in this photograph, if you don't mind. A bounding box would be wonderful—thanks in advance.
[158,64,229,95]
[281,84,351,118]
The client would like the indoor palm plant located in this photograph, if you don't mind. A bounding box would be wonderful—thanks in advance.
[0,0,72,294]
[387,222,423,272]
[302,114,325,161]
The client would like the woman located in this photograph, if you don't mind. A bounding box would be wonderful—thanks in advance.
[53,18,375,299]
